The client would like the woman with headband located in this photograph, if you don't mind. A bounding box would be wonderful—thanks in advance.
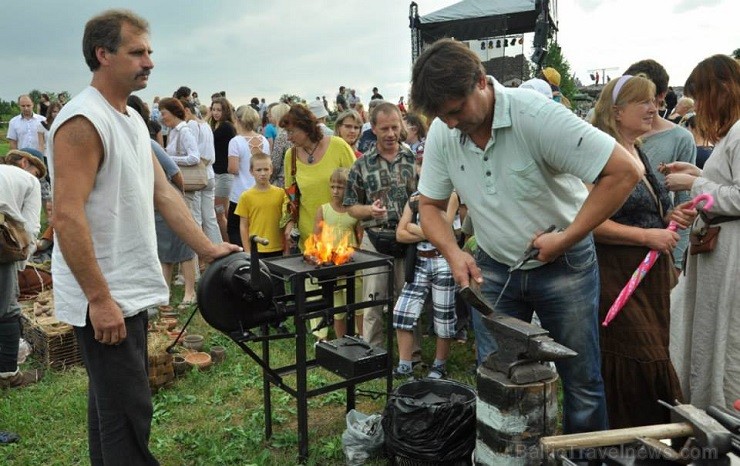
[590,74,697,428]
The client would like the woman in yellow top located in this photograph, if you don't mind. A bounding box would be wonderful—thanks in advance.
[279,104,356,252]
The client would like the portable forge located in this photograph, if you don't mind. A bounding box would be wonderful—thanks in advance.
[197,237,395,463]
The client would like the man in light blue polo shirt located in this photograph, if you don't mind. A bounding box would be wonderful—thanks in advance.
[410,39,642,434]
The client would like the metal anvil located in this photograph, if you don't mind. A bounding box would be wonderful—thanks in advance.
[482,314,577,384]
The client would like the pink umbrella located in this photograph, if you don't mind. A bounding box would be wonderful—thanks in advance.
[602,193,714,327]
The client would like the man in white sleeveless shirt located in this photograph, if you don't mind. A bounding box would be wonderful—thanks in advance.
[47,10,239,465]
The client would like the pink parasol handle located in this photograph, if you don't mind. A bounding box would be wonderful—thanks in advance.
[601,193,714,327]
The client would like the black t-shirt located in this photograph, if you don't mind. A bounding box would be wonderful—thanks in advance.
[371,92,383,100]
[39,101,50,118]
[336,94,348,110]
[212,121,237,174]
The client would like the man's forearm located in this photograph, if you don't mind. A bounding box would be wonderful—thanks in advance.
[347,204,371,220]
[569,172,638,246]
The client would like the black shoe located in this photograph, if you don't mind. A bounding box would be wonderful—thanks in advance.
[392,366,414,381]
[426,365,447,379]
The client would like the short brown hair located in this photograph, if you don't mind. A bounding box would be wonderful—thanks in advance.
[158,97,185,120]
[623,59,669,96]
[370,102,402,126]
[83,9,149,72]
[249,152,271,169]
[279,104,323,144]
[410,38,484,116]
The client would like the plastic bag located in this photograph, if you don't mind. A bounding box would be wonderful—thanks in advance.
[381,379,476,463]
[341,409,384,466]
[17,338,31,364]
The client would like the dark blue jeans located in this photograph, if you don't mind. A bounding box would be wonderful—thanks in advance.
[471,235,608,433]
[75,311,159,466]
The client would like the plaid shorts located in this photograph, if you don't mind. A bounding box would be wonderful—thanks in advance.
[393,255,457,338]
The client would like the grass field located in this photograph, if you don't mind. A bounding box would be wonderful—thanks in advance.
[2,284,479,465]
[1,128,10,154]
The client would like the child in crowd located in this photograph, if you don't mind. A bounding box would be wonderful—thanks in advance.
[310,168,364,342]
[234,152,289,333]
[234,152,286,257]
[393,155,460,379]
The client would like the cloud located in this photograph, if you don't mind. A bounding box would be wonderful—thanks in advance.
[573,0,606,12]
[673,0,723,13]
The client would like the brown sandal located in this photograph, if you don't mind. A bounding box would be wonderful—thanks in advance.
[0,369,44,389]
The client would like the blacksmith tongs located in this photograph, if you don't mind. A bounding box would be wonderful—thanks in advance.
[508,224,557,273]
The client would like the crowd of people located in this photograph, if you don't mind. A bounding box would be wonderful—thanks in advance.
[1,8,738,464]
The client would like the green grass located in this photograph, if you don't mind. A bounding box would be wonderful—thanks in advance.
[1,292,479,465]
[1,127,10,154]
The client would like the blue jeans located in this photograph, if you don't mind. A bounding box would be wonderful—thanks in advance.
[471,235,608,433]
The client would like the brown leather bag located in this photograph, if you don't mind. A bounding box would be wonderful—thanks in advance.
[0,212,31,263]
[689,225,720,255]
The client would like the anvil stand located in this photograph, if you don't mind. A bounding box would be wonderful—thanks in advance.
[228,251,394,464]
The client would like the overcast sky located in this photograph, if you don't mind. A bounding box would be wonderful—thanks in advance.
[1,0,737,109]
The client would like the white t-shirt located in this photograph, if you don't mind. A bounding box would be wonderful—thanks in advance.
[48,86,168,326]
[227,134,270,204]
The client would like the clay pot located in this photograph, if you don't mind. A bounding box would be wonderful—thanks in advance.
[168,329,187,343]
[158,305,174,314]
[184,352,212,371]
[210,346,226,364]
[182,334,204,351]
[160,318,178,331]
[172,355,189,376]
[159,311,178,320]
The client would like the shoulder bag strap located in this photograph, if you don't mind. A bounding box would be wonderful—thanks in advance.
[636,147,665,220]
[176,128,183,156]
[291,146,297,177]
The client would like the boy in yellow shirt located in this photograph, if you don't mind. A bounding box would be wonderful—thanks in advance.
[235,152,286,257]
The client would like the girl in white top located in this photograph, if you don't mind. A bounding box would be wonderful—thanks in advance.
[182,101,220,245]
[226,105,269,245]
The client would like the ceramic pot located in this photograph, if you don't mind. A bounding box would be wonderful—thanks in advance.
[182,334,204,352]
[184,352,212,371]
[158,305,174,314]
[160,311,179,320]
[168,329,187,343]
[160,318,178,331]
[210,346,226,364]
[172,355,188,376]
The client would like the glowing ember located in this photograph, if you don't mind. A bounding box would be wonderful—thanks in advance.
[303,221,355,266]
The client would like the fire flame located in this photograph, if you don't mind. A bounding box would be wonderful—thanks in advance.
[303,221,355,265]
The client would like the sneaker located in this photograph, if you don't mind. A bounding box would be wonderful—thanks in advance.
[0,369,44,389]
[426,365,447,379]
[392,366,414,380]
[0,431,20,444]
